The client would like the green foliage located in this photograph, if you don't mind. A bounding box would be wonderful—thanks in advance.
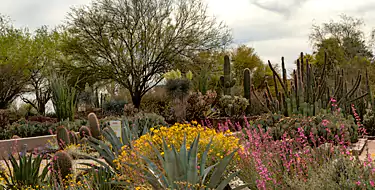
[231,45,263,85]
[63,0,231,108]
[0,17,33,109]
[79,126,92,138]
[165,78,192,99]
[131,135,242,189]
[0,153,49,189]
[218,95,249,118]
[263,52,365,117]
[51,151,73,181]
[249,111,359,144]
[88,113,100,139]
[130,112,167,137]
[103,100,128,116]
[50,75,78,121]
[0,119,85,140]
[56,126,70,149]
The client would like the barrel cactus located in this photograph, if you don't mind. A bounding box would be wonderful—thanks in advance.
[56,126,70,149]
[69,131,79,145]
[79,126,92,138]
[52,151,73,181]
[88,113,100,139]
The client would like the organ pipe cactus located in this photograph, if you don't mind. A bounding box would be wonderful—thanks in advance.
[259,52,367,117]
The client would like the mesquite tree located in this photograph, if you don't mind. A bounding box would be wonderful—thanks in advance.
[63,0,232,108]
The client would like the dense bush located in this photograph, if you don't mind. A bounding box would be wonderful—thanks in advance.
[103,100,127,116]
[237,116,374,189]
[186,90,217,121]
[217,95,249,118]
[0,119,86,140]
[248,110,359,144]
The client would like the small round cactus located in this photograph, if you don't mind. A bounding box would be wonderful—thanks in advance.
[88,113,100,139]
[79,126,92,138]
[51,150,73,181]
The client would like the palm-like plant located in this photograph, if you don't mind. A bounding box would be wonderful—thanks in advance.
[0,153,49,189]
[130,134,247,190]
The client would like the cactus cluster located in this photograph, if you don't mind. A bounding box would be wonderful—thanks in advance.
[56,126,81,149]
[253,52,368,116]
[219,55,236,96]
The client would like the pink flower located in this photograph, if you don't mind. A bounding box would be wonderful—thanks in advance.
[370,180,374,187]
[321,119,329,126]
[356,181,361,186]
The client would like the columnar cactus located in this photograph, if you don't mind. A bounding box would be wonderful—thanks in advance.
[56,126,70,149]
[88,113,100,139]
[52,151,73,180]
[79,126,92,138]
[261,52,366,117]
[219,55,236,96]
[243,68,251,114]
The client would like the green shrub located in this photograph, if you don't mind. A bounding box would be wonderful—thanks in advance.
[217,95,249,118]
[103,100,127,116]
[248,111,359,144]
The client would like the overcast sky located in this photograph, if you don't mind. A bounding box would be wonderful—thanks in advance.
[1,0,375,71]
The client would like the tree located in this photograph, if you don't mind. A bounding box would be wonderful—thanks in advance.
[310,14,373,70]
[20,26,59,115]
[63,0,232,108]
[230,45,264,85]
[0,16,33,109]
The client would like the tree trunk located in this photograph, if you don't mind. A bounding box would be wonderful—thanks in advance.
[132,91,142,109]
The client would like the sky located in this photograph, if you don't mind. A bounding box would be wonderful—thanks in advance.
[1,0,375,71]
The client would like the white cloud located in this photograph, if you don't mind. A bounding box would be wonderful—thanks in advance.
[0,0,374,70]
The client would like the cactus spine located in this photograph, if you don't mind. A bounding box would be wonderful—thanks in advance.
[52,151,73,180]
[88,113,100,139]
[79,126,92,138]
[220,55,236,95]
[56,126,70,149]
[244,68,251,114]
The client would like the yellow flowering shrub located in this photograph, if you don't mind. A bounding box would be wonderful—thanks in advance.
[114,121,241,186]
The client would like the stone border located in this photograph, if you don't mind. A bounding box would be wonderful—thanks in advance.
[349,138,367,155]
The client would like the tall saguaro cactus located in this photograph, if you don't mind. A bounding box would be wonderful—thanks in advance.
[244,68,251,114]
[220,55,236,95]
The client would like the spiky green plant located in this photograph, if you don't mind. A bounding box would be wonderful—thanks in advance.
[88,113,100,139]
[78,118,151,174]
[50,75,78,121]
[0,153,49,189]
[128,134,247,190]
[56,126,70,149]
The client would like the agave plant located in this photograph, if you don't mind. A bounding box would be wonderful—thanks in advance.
[79,118,150,173]
[130,134,248,190]
[0,153,49,189]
